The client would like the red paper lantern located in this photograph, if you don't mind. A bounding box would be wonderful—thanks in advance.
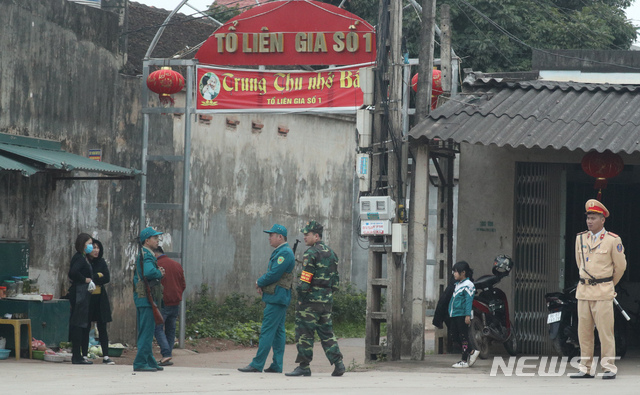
[581,151,624,201]
[146,67,185,106]
[411,69,443,109]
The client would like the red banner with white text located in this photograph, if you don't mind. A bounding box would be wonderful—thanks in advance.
[195,64,372,113]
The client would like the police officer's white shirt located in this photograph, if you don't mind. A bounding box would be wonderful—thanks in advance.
[590,228,605,243]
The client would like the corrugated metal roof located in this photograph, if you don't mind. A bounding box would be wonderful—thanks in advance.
[409,79,640,154]
[0,134,139,177]
[0,154,39,177]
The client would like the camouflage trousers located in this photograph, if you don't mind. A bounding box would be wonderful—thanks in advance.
[294,302,343,366]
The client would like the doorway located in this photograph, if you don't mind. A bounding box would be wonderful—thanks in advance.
[513,162,564,355]
[514,162,640,355]
[565,164,640,349]
[565,164,640,285]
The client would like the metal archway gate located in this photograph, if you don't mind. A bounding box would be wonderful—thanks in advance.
[513,162,565,355]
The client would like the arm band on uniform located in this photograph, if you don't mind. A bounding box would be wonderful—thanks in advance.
[300,271,313,284]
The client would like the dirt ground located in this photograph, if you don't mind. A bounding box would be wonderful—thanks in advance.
[92,336,370,374]
[108,338,249,367]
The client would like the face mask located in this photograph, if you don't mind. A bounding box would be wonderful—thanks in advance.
[84,244,94,254]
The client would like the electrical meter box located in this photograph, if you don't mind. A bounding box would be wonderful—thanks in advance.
[356,154,370,192]
[392,223,408,253]
[359,67,374,106]
[356,108,372,148]
[361,220,392,236]
[359,196,396,220]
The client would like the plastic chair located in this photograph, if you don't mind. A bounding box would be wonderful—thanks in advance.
[0,318,32,360]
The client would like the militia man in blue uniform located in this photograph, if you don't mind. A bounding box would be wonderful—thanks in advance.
[238,224,295,373]
[133,227,165,372]
[570,199,626,380]
[285,220,345,377]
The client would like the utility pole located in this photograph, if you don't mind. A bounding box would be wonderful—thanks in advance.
[404,0,437,360]
[440,5,452,97]
[387,0,404,362]
[364,0,404,362]
[416,0,436,120]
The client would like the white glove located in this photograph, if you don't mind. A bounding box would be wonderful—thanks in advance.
[87,281,96,292]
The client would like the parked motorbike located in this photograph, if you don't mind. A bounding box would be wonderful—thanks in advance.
[545,284,630,358]
[468,255,519,359]
[545,285,580,358]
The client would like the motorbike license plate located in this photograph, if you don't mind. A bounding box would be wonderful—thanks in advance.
[547,311,561,324]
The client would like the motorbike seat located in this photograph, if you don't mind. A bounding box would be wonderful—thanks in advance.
[474,274,501,289]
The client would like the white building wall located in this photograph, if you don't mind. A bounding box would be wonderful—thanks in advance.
[163,106,365,298]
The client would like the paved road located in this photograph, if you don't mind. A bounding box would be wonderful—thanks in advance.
[2,338,639,394]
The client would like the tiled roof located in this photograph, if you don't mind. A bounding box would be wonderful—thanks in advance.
[124,2,218,75]
[216,0,259,8]
[409,78,640,154]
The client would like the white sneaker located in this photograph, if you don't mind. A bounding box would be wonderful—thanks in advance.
[468,350,479,367]
[452,361,469,368]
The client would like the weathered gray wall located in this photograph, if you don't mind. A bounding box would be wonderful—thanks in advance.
[162,109,362,298]
[1,0,367,346]
[457,144,516,300]
[0,0,152,344]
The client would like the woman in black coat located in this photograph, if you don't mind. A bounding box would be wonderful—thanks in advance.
[88,239,115,365]
[68,233,95,365]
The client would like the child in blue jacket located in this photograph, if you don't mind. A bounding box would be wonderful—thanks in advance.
[448,261,478,368]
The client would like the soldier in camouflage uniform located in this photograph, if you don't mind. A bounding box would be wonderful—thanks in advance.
[285,220,345,377]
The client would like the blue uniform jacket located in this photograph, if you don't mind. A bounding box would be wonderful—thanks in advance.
[448,278,475,318]
[257,243,295,306]
[133,246,163,308]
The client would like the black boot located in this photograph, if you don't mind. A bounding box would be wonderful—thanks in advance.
[332,360,345,376]
[285,365,311,377]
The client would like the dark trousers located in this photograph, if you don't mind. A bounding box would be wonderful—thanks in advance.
[94,320,109,357]
[450,316,471,362]
[155,304,180,358]
[89,294,110,357]
[70,325,90,362]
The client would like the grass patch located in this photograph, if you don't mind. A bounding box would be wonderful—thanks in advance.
[185,283,367,345]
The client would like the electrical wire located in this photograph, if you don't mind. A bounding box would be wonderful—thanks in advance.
[127,0,375,40]
[455,0,640,71]
[528,0,596,49]
[451,1,516,67]
[529,0,630,52]
[123,10,213,37]
[125,0,272,38]
[573,0,635,51]
[170,39,207,58]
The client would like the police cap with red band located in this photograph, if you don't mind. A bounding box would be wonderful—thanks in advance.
[585,199,609,218]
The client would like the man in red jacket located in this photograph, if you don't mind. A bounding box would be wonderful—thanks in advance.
[154,246,186,366]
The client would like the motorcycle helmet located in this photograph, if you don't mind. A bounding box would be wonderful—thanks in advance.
[492,254,514,275]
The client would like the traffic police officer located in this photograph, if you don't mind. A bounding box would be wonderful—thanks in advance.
[285,220,345,377]
[570,199,626,380]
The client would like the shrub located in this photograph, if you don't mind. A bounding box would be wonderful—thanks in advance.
[287,282,368,338]
[185,282,368,345]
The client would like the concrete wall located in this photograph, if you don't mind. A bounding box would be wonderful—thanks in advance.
[457,144,515,283]
[162,109,363,298]
[0,0,367,345]
[0,0,148,344]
